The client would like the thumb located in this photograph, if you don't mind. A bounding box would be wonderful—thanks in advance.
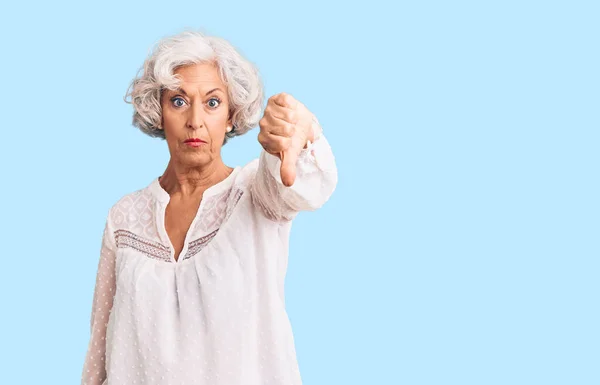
[279,148,299,187]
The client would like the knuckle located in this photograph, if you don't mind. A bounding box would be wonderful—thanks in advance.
[270,140,282,152]
[287,110,298,123]
[284,123,295,137]
[273,137,285,150]
[278,135,289,145]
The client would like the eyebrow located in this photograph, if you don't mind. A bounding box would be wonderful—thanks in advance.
[174,87,224,97]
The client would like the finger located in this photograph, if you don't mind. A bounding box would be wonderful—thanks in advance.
[265,102,300,125]
[260,132,292,154]
[271,92,299,110]
[280,149,299,187]
[262,113,295,137]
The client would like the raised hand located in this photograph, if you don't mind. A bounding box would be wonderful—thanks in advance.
[258,92,316,187]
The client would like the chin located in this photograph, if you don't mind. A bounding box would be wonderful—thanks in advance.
[180,151,212,165]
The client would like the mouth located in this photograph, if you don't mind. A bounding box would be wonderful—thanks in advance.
[184,138,207,147]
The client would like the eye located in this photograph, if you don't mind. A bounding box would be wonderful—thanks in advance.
[170,97,186,108]
[207,97,221,109]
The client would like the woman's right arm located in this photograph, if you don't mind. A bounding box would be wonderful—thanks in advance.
[81,213,117,385]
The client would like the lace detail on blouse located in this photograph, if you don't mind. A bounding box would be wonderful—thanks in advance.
[111,189,159,241]
[81,218,116,385]
[182,188,244,261]
[114,229,171,262]
[250,135,337,222]
[182,229,219,260]
[191,187,244,235]
[109,187,245,264]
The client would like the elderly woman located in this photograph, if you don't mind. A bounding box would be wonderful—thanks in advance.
[80,30,337,385]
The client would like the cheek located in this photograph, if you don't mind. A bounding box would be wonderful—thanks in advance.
[208,129,226,150]
[207,114,229,135]
[161,108,180,125]
[206,128,227,152]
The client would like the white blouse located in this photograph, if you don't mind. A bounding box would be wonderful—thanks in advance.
[80,134,337,385]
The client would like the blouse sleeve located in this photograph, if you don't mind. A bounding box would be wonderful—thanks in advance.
[250,117,338,222]
[81,214,117,385]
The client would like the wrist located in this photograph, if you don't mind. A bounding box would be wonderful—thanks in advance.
[303,115,322,149]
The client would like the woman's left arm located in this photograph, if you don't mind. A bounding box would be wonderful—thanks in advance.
[250,93,338,221]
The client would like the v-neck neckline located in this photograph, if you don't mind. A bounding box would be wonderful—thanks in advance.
[149,166,240,264]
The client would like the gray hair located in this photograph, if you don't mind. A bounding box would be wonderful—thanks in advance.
[124,30,264,143]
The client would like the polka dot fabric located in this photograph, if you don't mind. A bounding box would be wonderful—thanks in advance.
[80,135,337,385]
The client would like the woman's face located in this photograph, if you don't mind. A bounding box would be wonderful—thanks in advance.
[160,62,231,167]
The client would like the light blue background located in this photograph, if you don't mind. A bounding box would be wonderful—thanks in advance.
[0,1,598,384]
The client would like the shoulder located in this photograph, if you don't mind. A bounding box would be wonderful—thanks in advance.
[106,183,154,227]
[231,157,260,190]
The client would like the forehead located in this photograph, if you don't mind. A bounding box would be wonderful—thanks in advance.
[172,63,225,93]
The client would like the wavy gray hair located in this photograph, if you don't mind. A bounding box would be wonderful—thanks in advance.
[124,30,264,143]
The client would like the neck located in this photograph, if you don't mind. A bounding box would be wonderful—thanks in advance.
[158,158,233,199]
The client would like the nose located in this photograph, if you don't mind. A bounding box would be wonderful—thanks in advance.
[186,100,205,130]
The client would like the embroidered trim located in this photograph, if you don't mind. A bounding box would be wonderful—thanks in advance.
[225,189,244,221]
[114,229,172,262]
[182,189,243,261]
[113,189,245,263]
[182,229,219,261]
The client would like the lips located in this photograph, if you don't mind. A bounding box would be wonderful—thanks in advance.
[185,138,206,143]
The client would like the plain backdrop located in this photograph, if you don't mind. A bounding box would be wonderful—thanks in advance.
[0,1,598,384]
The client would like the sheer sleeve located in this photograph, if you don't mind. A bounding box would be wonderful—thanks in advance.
[250,118,338,222]
[81,213,117,385]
